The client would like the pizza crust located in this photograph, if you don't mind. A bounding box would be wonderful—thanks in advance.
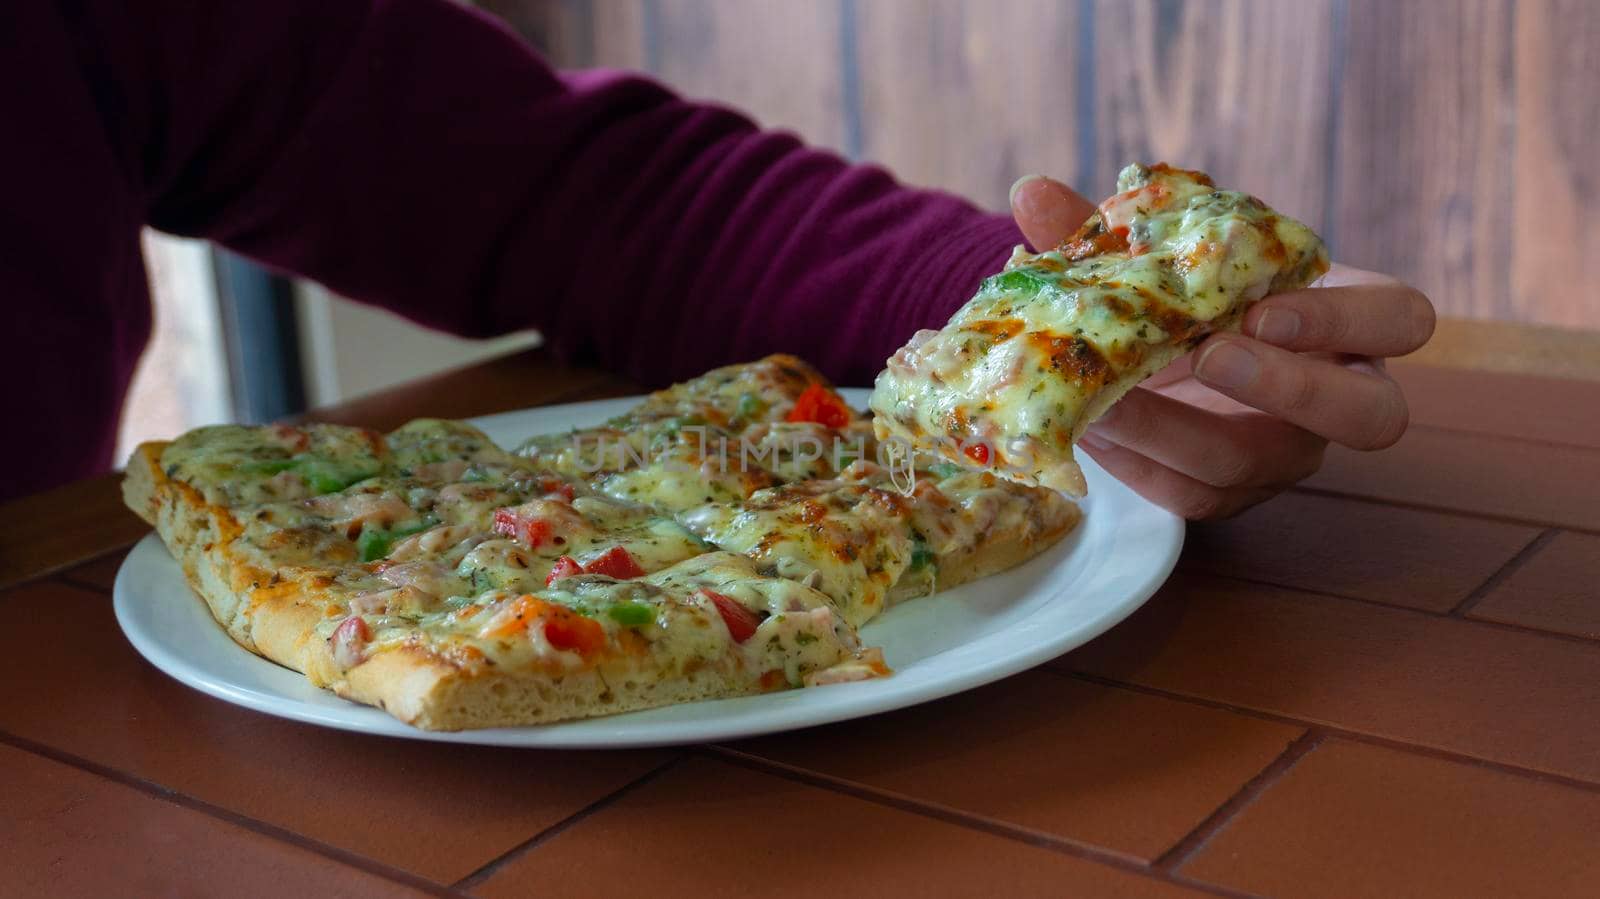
[327,646,770,730]
[124,443,259,651]
[890,485,1082,601]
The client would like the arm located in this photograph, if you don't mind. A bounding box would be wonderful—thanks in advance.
[74,0,1018,387]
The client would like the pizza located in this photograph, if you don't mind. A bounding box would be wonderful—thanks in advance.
[124,355,1078,730]
[869,163,1330,496]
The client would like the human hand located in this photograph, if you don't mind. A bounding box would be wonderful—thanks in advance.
[1009,175,1436,519]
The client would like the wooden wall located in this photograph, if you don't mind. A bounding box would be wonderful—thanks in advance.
[482,0,1599,330]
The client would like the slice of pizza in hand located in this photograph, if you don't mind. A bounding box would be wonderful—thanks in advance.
[869,162,1331,496]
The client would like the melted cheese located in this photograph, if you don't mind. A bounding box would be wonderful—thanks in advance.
[680,479,913,628]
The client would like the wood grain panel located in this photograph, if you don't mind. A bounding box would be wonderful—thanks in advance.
[589,0,650,69]
[1087,0,1339,230]
[853,0,1088,207]
[482,0,1600,330]
[640,0,850,154]
[1510,0,1600,328]
[1332,0,1515,319]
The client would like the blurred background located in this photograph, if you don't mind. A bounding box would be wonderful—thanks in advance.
[129,0,1597,457]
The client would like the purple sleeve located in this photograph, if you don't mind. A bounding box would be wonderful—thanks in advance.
[111,0,1022,387]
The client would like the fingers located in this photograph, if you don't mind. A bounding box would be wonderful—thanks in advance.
[1009,175,1096,252]
[1083,386,1327,489]
[1243,281,1436,357]
[1076,436,1280,520]
[1193,335,1411,450]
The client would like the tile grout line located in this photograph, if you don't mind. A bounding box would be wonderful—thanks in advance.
[1288,485,1600,536]
[1177,566,1599,646]
[706,746,1261,899]
[1151,730,1326,873]
[0,728,462,898]
[0,538,143,596]
[451,754,683,892]
[1054,669,1600,795]
[54,573,114,596]
[1449,527,1561,617]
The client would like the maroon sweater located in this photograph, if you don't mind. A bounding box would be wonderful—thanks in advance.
[0,0,1019,503]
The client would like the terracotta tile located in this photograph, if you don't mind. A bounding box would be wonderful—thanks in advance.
[0,743,425,898]
[1182,492,1539,612]
[1301,427,1600,530]
[1470,531,1600,639]
[1392,363,1600,449]
[0,473,148,590]
[56,546,132,593]
[724,671,1301,861]
[1054,572,1600,783]
[473,756,1204,898]
[0,581,671,884]
[1180,739,1600,899]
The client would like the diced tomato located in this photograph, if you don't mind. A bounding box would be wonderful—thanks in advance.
[786,383,852,429]
[545,556,584,586]
[700,588,763,643]
[269,424,311,452]
[494,507,553,547]
[540,604,607,656]
[329,616,371,669]
[583,546,646,579]
[963,442,991,465]
[481,595,607,657]
[538,477,577,503]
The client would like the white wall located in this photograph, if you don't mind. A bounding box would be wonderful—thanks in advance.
[295,283,541,408]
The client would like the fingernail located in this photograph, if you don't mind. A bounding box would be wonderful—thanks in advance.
[1008,174,1045,207]
[1077,431,1112,452]
[1253,308,1301,345]
[1195,340,1259,390]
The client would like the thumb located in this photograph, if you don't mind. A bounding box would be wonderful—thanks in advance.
[1009,175,1095,252]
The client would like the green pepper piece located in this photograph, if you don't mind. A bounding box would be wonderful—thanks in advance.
[305,469,349,495]
[985,268,1053,294]
[606,602,655,627]
[907,532,935,571]
[240,458,298,476]
[929,461,964,479]
[357,517,437,562]
[356,528,393,563]
[735,392,768,421]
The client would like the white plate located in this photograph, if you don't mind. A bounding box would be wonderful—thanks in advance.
[115,390,1183,748]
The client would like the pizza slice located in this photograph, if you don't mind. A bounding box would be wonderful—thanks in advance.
[679,460,1080,624]
[124,421,702,653]
[303,552,885,730]
[679,474,914,628]
[517,355,879,511]
[869,163,1330,496]
[886,464,1082,600]
[623,353,862,432]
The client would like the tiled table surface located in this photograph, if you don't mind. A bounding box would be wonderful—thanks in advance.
[2,351,1597,898]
